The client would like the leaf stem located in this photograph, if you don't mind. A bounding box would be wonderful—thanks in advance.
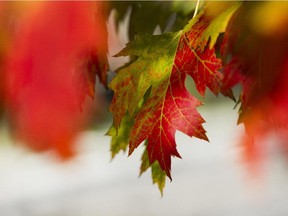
[193,0,201,18]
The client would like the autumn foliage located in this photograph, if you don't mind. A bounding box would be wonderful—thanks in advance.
[2,2,107,157]
[1,1,288,193]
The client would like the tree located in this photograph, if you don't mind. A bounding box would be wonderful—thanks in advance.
[1,1,288,194]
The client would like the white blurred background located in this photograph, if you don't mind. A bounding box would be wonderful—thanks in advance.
[1,100,288,216]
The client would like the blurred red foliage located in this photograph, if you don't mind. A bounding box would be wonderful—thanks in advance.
[3,2,108,157]
[221,2,288,168]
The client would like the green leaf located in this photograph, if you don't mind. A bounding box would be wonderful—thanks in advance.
[184,2,241,50]
[201,2,242,49]
[139,144,150,175]
[109,32,181,128]
[172,1,202,16]
[110,1,193,40]
[109,1,241,192]
[140,146,166,195]
[151,161,166,196]
[107,113,133,159]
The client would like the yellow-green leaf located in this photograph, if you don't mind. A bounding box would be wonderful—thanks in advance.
[107,114,133,159]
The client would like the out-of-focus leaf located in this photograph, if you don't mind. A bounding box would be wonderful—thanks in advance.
[5,2,108,157]
[110,1,196,40]
[221,2,288,167]
[172,1,201,16]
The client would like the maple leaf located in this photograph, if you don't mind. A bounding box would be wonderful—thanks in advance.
[109,2,241,180]
[76,49,108,109]
[182,39,222,96]
[110,31,218,178]
[221,57,244,100]
[75,2,108,106]
[109,32,181,128]
[184,2,241,51]
[128,68,207,178]
[5,2,108,157]
[107,113,133,159]
[219,2,288,170]
[182,2,241,95]
[140,144,166,195]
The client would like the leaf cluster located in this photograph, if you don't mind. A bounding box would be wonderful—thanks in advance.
[108,1,242,193]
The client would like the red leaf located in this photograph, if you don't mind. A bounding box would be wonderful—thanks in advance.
[129,72,207,179]
[110,5,233,178]
[221,57,245,100]
[186,44,222,96]
[183,20,223,96]
[221,2,288,168]
[5,2,107,157]
[128,30,222,178]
